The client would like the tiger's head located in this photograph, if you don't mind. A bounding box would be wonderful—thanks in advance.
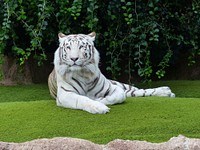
[55,32,100,74]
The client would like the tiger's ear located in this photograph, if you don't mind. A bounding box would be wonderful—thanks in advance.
[88,32,96,41]
[58,33,66,38]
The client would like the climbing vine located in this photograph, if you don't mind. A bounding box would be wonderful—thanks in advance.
[0,0,200,82]
[1,0,51,65]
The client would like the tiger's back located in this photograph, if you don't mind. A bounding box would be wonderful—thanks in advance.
[48,69,57,99]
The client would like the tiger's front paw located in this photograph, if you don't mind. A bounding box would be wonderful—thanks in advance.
[84,101,110,114]
[155,86,175,97]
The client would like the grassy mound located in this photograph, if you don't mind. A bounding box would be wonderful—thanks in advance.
[0,81,200,144]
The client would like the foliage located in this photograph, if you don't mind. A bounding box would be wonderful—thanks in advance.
[0,81,200,143]
[1,0,51,65]
[0,0,200,82]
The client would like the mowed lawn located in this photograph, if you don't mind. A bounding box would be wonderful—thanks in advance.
[0,80,200,144]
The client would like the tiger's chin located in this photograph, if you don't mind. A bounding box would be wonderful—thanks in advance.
[68,65,82,72]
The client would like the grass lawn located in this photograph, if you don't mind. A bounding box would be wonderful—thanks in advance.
[0,80,200,144]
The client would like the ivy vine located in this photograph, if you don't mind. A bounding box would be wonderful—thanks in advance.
[1,0,200,83]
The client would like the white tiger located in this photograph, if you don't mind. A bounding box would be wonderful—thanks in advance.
[48,32,175,114]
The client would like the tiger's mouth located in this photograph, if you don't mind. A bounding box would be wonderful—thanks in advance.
[68,63,83,69]
[70,60,88,67]
[70,62,82,67]
[67,60,91,70]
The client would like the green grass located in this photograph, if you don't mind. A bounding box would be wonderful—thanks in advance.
[0,84,52,103]
[0,81,200,144]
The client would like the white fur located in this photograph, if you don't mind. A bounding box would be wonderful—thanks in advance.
[52,33,175,114]
[153,87,175,97]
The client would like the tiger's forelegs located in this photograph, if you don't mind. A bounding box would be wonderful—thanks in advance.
[57,87,110,114]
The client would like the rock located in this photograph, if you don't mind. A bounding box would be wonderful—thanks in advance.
[0,137,103,150]
[1,135,200,150]
[105,135,200,150]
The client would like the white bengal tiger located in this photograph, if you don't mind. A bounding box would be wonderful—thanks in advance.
[48,32,175,114]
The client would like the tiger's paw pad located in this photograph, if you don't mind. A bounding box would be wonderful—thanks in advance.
[155,86,175,97]
[85,101,110,114]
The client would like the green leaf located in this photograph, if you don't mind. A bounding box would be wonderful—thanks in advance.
[126,2,132,6]
[122,6,126,10]
[148,2,154,8]
[149,11,154,15]
[154,7,158,11]
[149,37,154,41]
[76,13,80,16]
[154,29,159,32]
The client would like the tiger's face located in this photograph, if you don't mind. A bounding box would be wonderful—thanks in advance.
[58,32,99,71]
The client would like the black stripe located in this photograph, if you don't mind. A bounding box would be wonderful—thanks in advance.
[126,85,131,93]
[88,51,92,60]
[125,85,132,94]
[72,77,86,93]
[67,83,80,94]
[103,84,111,97]
[95,80,105,97]
[88,45,92,59]
[61,86,74,93]
[88,77,99,92]
[121,83,126,90]
[109,88,116,95]
[143,90,146,97]
[131,90,135,96]
[150,89,156,96]
[111,80,117,85]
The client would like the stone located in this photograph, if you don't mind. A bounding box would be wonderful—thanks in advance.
[1,135,200,150]
[104,135,200,150]
[0,137,103,150]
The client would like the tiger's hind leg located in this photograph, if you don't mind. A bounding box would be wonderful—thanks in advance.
[126,86,175,97]
[109,80,175,97]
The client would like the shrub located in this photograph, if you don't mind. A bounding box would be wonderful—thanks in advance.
[0,0,200,82]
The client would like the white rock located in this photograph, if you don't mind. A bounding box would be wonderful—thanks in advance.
[1,135,200,150]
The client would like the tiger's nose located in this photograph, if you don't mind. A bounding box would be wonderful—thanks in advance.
[70,57,79,62]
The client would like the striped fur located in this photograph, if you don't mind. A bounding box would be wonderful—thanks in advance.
[48,32,175,114]
[48,69,57,99]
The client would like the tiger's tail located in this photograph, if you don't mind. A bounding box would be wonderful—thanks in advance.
[48,69,57,99]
